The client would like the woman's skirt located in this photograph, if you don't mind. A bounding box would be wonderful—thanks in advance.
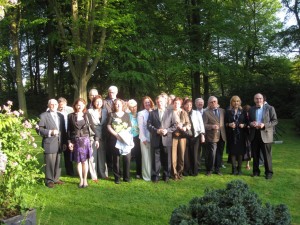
[71,136,92,163]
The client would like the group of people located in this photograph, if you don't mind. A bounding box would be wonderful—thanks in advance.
[37,87,278,188]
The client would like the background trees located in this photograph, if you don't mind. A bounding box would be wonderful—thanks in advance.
[0,0,299,118]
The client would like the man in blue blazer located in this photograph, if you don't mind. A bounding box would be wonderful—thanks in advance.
[249,93,278,179]
[38,99,67,188]
[147,95,177,182]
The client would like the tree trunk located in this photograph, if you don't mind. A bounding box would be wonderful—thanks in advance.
[47,41,55,98]
[192,71,201,99]
[76,75,88,101]
[11,7,27,116]
[34,42,40,95]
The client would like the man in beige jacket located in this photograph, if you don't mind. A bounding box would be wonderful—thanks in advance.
[203,96,226,176]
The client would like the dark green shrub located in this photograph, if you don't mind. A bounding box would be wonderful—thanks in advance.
[170,180,291,225]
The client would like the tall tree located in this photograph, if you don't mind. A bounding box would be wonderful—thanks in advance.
[280,0,300,54]
[48,0,135,100]
[10,4,28,116]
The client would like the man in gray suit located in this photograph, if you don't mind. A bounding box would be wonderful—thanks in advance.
[249,93,278,179]
[203,96,226,176]
[38,99,67,188]
[147,95,177,182]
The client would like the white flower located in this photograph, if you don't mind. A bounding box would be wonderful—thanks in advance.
[0,151,8,173]
[3,105,10,113]
[32,143,37,148]
[9,0,18,4]
[13,110,20,117]
[20,131,27,139]
[23,120,33,129]
[26,154,32,160]
[7,100,13,106]
[18,109,24,115]
[12,161,18,167]
[114,118,122,124]
[30,136,35,142]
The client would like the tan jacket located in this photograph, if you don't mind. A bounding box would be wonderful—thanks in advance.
[203,108,226,143]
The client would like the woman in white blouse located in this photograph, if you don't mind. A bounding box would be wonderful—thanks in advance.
[137,96,155,181]
[88,95,108,180]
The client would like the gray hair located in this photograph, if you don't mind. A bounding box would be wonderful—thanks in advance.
[108,86,118,93]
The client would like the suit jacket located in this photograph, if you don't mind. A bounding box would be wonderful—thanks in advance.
[248,104,278,143]
[88,108,108,140]
[147,108,177,148]
[203,108,226,143]
[38,111,67,154]
[103,98,115,114]
[67,112,98,143]
[138,109,151,143]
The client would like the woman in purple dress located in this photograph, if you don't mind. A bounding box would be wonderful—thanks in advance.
[68,98,99,188]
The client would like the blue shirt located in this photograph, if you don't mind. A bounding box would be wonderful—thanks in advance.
[256,107,263,123]
[129,113,139,137]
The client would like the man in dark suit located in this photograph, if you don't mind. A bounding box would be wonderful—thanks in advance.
[103,85,118,171]
[38,99,67,188]
[147,95,177,182]
[203,96,226,176]
[103,85,118,113]
[57,97,74,176]
[249,93,278,179]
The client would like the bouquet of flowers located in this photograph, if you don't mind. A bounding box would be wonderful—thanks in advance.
[112,118,130,133]
[112,118,134,155]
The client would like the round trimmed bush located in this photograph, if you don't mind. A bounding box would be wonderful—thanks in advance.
[170,180,291,225]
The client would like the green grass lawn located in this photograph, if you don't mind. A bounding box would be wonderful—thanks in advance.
[28,119,300,225]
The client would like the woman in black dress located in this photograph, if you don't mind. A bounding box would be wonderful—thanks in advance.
[107,99,132,184]
[68,98,99,188]
[225,96,246,175]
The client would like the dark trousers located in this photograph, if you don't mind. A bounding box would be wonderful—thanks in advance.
[205,139,225,173]
[152,141,171,181]
[132,136,142,176]
[106,134,114,171]
[184,136,200,176]
[198,141,206,170]
[63,149,74,176]
[252,131,273,177]
[44,153,61,184]
[112,147,131,181]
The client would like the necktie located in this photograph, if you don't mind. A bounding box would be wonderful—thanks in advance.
[159,110,164,122]
[213,109,218,117]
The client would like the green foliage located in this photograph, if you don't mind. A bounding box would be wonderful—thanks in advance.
[170,180,291,225]
[0,101,43,219]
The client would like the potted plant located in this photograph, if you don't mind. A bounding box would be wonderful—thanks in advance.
[0,101,42,224]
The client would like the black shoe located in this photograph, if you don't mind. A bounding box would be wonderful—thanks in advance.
[163,177,170,183]
[265,174,273,180]
[206,171,212,176]
[123,179,131,183]
[251,173,260,177]
[214,171,222,176]
[114,179,120,184]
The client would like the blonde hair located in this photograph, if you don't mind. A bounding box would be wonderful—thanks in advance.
[229,95,242,110]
